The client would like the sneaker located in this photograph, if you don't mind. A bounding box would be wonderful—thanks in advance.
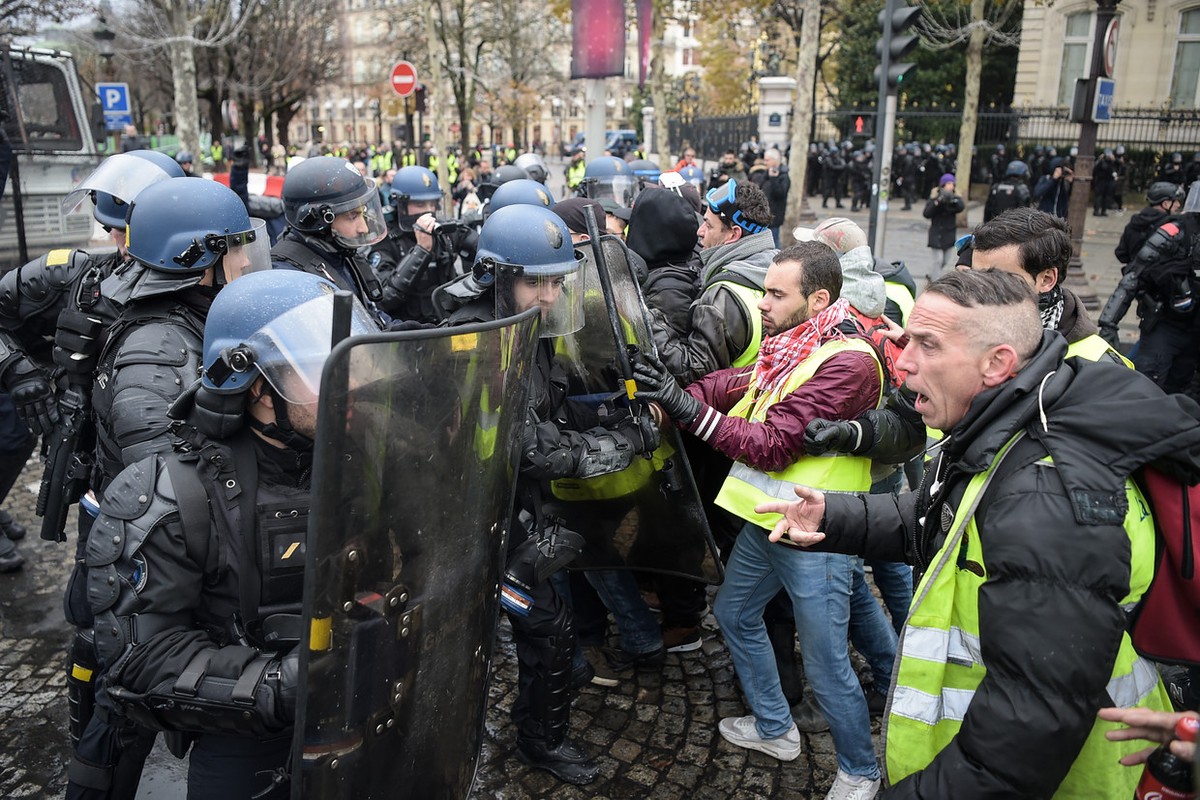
[663,626,702,653]
[604,644,666,672]
[718,715,802,761]
[641,590,662,611]
[582,646,621,687]
[824,768,881,800]
[792,694,830,733]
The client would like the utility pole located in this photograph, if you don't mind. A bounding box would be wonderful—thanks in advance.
[868,0,921,258]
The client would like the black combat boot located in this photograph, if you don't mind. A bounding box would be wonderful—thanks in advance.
[0,510,26,541]
[516,735,600,785]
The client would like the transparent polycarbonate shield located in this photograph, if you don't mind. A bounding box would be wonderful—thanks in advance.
[551,235,722,584]
[291,310,539,800]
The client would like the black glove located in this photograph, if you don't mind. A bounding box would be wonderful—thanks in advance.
[275,647,300,724]
[599,405,661,455]
[632,353,701,424]
[804,418,866,457]
[5,358,59,436]
[1098,323,1120,349]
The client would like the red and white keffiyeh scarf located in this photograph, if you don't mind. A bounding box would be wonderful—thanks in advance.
[752,297,853,395]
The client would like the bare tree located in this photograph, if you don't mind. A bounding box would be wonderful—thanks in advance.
[920,0,1021,221]
[0,0,83,40]
[114,0,256,162]
[425,0,497,152]
[777,0,822,234]
[485,0,569,147]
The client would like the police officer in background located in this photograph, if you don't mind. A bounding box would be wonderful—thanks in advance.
[983,160,1033,222]
[1100,181,1200,394]
[444,205,658,784]
[273,156,389,323]
[1115,182,1183,266]
[84,270,377,799]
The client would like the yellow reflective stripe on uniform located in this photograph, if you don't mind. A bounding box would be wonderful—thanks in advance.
[889,684,975,725]
[1107,655,1161,708]
[711,281,764,367]
[900,625,983,669]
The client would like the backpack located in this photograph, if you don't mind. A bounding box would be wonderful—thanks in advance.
[1128,465,1200,667]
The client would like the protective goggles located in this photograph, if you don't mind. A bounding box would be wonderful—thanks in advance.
[705,179,767,235]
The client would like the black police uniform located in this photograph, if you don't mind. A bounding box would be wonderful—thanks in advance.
[84,426,313,799]
[271,230,388,325]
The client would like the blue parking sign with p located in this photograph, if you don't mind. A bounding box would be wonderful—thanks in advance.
[97,83,130,115]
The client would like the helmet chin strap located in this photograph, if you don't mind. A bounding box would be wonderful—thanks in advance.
[248,384,315,452]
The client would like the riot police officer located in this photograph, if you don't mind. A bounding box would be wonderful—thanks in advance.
[366,164,475,323]
[84,270,376,799]
[273,156,389,322]
[514,152,549,184]
[580,156,636,208]
[445,205,658,784]
[1100,181,1200,393]
[983,160,1033,222]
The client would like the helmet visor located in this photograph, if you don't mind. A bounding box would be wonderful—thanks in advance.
[329,189,387,249]
[587,175,636,208]
[61,154,177,216]
[1184,181,1200,215]
[222,218,273,280]
[495,262,585,338]
[244,291,377,404]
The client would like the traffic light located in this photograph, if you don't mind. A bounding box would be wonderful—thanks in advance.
[874,1,921,90]
[413,83,427,113]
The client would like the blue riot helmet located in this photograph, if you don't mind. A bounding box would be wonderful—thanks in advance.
[475,204,584,337]
[677,165,704,190]
[202,270,375,401]
[389,165,443,229]
[281,156,387,248]
[477,164,528,204]
[513,152,549,184]
[125,177,272,280]
[1004,160,1030,180]
[486,179,555,217]
[582,156,635,207]
[61,150,185,228]
[628,159,662,196]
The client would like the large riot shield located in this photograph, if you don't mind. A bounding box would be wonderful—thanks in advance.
[292,310,539,800]
[552,235,722,584]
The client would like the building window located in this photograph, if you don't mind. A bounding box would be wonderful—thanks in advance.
[1172,9,1200,107]
[1057,11,1093,107]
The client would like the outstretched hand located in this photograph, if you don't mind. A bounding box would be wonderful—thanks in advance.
[757,485,827,546]
[1098,707,1198,766]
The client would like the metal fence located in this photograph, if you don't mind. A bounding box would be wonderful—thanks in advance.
[668,114,758,162]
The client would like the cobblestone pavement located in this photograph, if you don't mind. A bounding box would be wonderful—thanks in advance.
[0,181,1135,799]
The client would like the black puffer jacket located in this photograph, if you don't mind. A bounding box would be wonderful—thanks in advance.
[1115,205,1174,265]
[815,331,1200,798]
[627,188,700,337]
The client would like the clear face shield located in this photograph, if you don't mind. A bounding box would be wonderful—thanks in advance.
[61,154,177,216]
[220,218,273,281]
[237,291,377,405]
[1184,181,1200,215]
[494,260,585,338]
[586,175,636,208]
[328,189,388,249]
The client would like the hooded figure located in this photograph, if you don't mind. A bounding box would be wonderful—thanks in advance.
[627,188,702,336]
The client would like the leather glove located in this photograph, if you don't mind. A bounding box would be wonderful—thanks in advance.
[632,352,701,424]
[600,405,661,455]
[5,357,59,436]
[1098,323,1120,349]
[804,418,866,457]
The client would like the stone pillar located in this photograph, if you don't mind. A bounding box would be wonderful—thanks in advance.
[757,77,797,152]
[641,106,656,159]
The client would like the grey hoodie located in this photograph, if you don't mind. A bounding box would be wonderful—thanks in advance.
[837,245,886,318]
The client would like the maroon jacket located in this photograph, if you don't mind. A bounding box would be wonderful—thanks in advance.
[682,347,881,473]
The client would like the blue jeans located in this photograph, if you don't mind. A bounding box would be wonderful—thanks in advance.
[714,522,881,779]
[849,564,899,690]
[553,569,662,656]
[866,559,913,635]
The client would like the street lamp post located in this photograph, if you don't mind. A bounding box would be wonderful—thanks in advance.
[1063,0,1120,311]
[93,0,116,153]
[369,98,381,145]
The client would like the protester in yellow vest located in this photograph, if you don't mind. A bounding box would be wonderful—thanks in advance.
[635,242,889,799]
[763,268,1191,798]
